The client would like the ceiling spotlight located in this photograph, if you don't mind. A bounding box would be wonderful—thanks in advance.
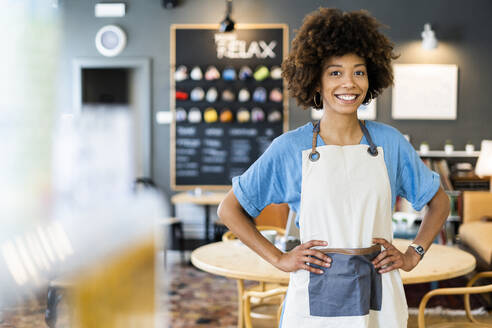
[219,0,235,32]
[421,23,438,50]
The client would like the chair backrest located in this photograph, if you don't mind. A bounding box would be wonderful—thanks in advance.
[222,203,289,241]
[254,203,290,228]
[462,191,492,224]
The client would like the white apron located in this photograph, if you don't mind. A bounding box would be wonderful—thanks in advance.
[280,120,408,328]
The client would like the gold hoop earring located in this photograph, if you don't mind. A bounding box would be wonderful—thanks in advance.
[313,92,322,110]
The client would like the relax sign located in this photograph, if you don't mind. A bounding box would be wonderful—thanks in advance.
[214,33,277,59]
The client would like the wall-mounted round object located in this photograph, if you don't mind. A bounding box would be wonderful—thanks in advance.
[95,25,127,57]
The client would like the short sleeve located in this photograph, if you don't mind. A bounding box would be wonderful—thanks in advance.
[396,135,441,211]
[232,137,292,218]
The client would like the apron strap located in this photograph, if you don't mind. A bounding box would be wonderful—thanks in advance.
[309,121,321,162]
[309,120,378,162]
[358,120,379,156]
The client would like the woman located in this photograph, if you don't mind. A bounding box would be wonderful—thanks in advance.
[217,8,450,327]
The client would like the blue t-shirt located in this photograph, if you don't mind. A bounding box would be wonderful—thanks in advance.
[232,121,440,226]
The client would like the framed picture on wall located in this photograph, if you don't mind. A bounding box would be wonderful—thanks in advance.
[391,64,458,120]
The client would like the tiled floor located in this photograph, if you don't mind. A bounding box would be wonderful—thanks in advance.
[0,250,490,327]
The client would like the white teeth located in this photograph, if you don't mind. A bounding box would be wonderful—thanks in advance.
[336,94,357,101]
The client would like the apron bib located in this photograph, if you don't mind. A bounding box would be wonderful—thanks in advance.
[280,121,408,328]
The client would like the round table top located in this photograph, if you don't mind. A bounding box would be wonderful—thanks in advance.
[171,191,227,205]
[191,239,476,285]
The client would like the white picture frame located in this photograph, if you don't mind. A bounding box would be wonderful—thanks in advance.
[392,64,458,120]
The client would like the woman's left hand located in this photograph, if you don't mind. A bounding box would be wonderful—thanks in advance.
[371,238,421,273]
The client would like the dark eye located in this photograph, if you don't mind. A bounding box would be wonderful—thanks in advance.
[330,71,341,76]
[355,71,365,76]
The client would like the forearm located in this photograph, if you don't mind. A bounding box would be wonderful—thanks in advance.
[413,187,450,251]
[217,189,284,266]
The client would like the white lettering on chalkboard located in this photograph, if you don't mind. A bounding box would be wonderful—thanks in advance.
[230,156,250,163]
[176,170,199,177]
[176,148,197,155]
[204,139,222,148]
[215,34,277,59]
[176,156,192,162]
[205,128,224,137]
[176,138,200,148]
[231,139,251,163]
[202,148,227,157]
[177,163,199,169]
[202,165,224,173]
[203,156,226,164]
[229,128,257,137]
[177,126,197,136]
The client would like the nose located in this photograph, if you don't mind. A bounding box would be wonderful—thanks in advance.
[341,74,356,89]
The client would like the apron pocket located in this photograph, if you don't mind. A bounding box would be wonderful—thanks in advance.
[308,252,382,317]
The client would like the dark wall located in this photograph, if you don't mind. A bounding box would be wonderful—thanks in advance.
[58,0,492,199]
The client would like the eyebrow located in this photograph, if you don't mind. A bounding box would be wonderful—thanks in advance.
[326,63,366,68]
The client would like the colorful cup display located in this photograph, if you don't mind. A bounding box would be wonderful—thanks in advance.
[253,66,269,81]
[190,66,203,80]
[204,107,218,123]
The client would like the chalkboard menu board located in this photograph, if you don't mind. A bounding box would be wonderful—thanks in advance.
[170,24,288,190]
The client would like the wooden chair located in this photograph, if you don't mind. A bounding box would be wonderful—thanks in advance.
[243,286,288,328]
[222,204,290,327]
[224,225,288,327]
[459,191,492,270]
[418,271,492,328]
[223,224,287,325]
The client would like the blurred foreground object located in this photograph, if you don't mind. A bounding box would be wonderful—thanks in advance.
[0,0,59,306]
[70,236,156,328]
[0,3,166,325]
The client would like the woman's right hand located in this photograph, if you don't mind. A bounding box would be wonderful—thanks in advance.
[274,240,332,274]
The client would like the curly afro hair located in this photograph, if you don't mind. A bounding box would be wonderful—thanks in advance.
[282,8,399,109]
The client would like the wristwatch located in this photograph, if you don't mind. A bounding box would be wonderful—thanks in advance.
[409,243,425,259]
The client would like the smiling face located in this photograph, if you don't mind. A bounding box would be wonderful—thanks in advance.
[319,53,369,116]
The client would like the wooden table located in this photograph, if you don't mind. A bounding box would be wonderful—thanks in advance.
[171,191,227,242]
[191,239,476,327]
